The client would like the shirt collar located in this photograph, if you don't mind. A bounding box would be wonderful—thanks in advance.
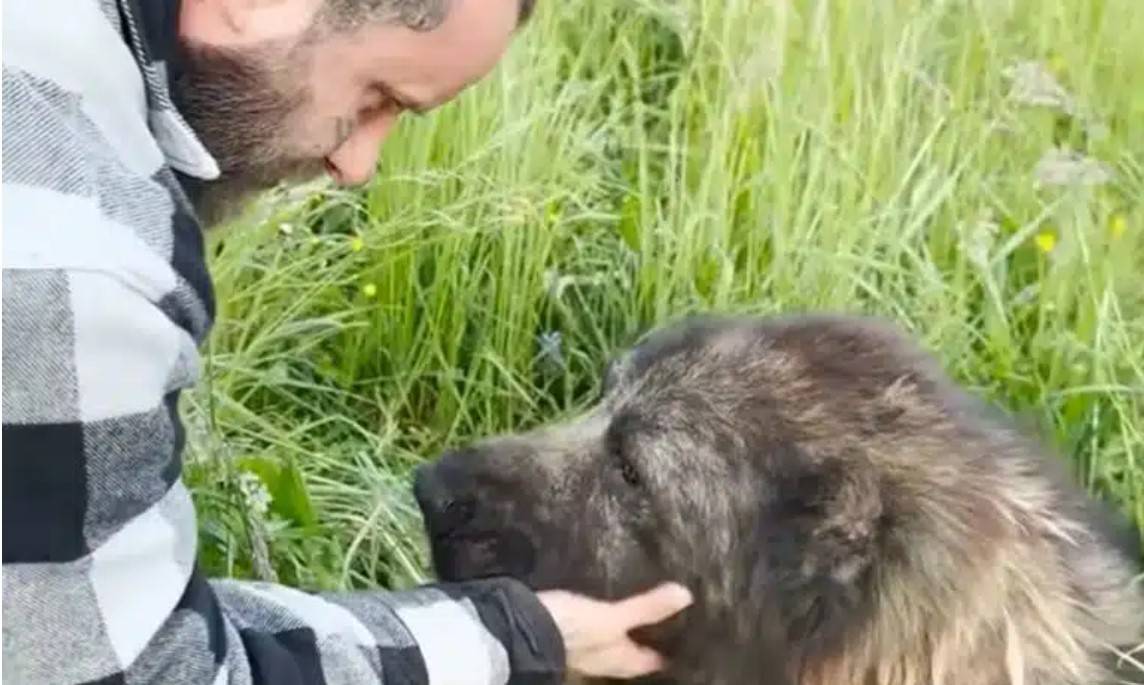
[118,0,221,181]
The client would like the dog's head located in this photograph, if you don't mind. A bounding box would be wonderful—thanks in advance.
[411,314,1049,681]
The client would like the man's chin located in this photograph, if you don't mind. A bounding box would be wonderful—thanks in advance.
[191,163,328,230]
[190,182,260,230]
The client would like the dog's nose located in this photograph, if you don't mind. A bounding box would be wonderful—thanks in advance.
[413,460,477,537]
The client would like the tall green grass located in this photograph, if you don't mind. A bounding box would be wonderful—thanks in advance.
[183,0,1143,610]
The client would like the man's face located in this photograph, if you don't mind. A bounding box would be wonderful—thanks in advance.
[171,0,522,225]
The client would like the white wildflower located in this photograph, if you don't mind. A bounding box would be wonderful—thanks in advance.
[236,470,277,582]
[957,209,999,270]
[1002,60,1077,115]
[537,330,566,373]
[1001,59,1109,140]
[1033,148,1114,188]
[237,471,272,519]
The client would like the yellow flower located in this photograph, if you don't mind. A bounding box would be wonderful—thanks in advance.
[1034,231,1057,253]
[362,283,378,298]
[1048,54,1066,75]
[1109,213,1127,239]
[350,236,365,253]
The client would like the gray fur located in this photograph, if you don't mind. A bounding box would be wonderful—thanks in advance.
[413,313,1144,685]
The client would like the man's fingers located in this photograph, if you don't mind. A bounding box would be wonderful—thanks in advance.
[581,642,668,679]
[538,585,690,680]
[612,582,693,629]
[613,645,667,678]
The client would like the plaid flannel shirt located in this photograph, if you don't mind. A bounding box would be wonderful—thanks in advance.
[1,0,566,682]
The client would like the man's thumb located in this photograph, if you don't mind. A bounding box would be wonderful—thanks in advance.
[616,583,693,627]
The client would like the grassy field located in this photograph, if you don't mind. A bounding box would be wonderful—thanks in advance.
[182,0,1144,610]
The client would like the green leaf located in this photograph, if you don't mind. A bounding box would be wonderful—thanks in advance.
[236,455,318,530]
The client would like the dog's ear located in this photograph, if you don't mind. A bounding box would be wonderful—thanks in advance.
[757,450,887,651]
[793,456,884,582]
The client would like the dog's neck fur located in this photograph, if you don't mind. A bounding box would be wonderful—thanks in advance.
[590,512,1143,685]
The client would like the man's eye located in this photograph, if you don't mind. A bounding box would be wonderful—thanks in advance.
[359,99,391,119]
[361,85,395,111]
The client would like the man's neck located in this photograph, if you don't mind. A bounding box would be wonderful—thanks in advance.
[120,0,218,210]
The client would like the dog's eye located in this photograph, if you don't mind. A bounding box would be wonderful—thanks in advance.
[606,413,644,488]
[619,459,641,487]
[607,431,641,487]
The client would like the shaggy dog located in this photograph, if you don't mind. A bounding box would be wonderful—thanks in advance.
[413,313,1143,685]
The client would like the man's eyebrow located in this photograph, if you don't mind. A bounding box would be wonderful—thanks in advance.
[377,80,431,116]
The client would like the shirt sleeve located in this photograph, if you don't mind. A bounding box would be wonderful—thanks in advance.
[1,268,566,684]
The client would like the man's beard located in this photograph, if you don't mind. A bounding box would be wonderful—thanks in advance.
[170,37,327,228]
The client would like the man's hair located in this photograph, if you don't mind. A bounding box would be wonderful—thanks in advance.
[320,0,536,31]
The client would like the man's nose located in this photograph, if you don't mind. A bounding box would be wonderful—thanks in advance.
[325,110,398,186]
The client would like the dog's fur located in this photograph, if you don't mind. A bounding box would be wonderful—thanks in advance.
[413,313,1144,685]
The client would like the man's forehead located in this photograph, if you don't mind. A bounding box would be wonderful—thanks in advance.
[356,0,521,111]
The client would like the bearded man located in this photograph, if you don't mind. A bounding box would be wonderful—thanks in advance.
[1,1,692,683]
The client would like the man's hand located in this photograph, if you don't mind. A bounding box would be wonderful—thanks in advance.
[536,583,693,679]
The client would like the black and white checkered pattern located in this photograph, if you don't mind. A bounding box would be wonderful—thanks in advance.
[1,1,566,683]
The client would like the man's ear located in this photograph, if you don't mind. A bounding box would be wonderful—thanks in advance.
[179,0,318,47]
